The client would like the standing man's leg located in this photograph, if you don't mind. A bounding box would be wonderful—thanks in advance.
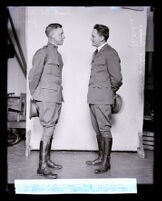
[37,126,58,178]
[46,104,62,169]
[86,104,104,166]
[46,136,62,169]
[92,104,113,174]
[36,102,62,179]
[95,135,112,174]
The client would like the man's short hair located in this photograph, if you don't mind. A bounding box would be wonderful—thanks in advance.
[45,23,62,37]
[94,24,109,41]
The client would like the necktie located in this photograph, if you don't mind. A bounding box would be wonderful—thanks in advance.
[94,49,98,55]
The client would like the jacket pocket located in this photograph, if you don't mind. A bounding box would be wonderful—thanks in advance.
[41,83,59,91]
[46,62,61,77]
[90,83,111,89]
[93,56,106,65]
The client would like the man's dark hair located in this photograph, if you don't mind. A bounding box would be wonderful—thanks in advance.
[45,23,62,37]
[94,24,109,41]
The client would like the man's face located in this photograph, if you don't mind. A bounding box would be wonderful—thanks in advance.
[50,27,65,46]
[91,29,104,47]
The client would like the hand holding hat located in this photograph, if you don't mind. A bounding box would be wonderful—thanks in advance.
[112,94,122,114]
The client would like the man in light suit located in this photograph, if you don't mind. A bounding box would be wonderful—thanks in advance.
[28,23,65,179]
[86,24,123,174]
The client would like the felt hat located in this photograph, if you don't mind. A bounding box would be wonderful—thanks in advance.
[29,98,39,119]
[112,94,122,114]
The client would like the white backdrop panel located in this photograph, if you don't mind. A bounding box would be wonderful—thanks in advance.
[26,7,147,151]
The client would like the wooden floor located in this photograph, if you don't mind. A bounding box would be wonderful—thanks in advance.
[7,140,154,184]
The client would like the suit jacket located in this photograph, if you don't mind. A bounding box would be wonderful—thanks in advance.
[87,44,122,104]
[28,43,64,103]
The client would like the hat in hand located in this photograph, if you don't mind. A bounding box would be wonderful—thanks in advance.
[112,94,122,114]
[29,98,39,119]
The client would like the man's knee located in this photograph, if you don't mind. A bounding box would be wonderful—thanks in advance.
[101,131,112,139]
[96,131,101,136]
[41,126,55,142]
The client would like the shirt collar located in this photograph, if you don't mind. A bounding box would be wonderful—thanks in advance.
[47,42,58,49]
[97,42,107,52]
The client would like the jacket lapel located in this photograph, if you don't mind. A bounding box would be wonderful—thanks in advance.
[92,44,108,60]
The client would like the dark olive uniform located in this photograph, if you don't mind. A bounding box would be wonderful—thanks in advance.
[29,42,64,138]
[87,43,122,138]
[28,42,64,178]
[86,43,122,174]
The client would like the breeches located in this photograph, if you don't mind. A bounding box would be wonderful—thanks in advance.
[35,101,62,142]
[89,104,112,138]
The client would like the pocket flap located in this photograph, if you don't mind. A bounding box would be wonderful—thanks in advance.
[42,83,59,91]
[47,58,60,66]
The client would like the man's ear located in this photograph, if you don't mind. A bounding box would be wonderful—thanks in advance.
[48,29,55,39]
[100,35,105,42]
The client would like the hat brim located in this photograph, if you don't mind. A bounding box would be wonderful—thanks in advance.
[29,99,39,119]
[112,94,122,114]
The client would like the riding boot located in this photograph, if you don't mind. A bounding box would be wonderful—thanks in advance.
[37,140,58,179]
[86,135,104,165]
[46,137,62,169]
[95,138,112,174]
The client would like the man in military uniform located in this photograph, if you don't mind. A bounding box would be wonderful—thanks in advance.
[28,23,65,179]
[86,24,123,174]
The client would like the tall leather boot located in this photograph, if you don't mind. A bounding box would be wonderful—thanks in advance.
[86,135,104,165]
[46,137,62,169]
[37,140,58,179]
[95,138,112,174]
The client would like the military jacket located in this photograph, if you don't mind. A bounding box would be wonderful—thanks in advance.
[28,43,64,103]
[87,44,122,104]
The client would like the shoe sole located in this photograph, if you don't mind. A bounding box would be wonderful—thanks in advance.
[47,165,62,169]
[94,165,111,174]
[86,160,102,166]
[37,172,58,179]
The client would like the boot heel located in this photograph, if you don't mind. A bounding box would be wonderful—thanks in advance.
[86,135,104,166]
[37,140,58,179]
[37,167,43,176]
[95,163,111,174]
[94,138,112,174]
